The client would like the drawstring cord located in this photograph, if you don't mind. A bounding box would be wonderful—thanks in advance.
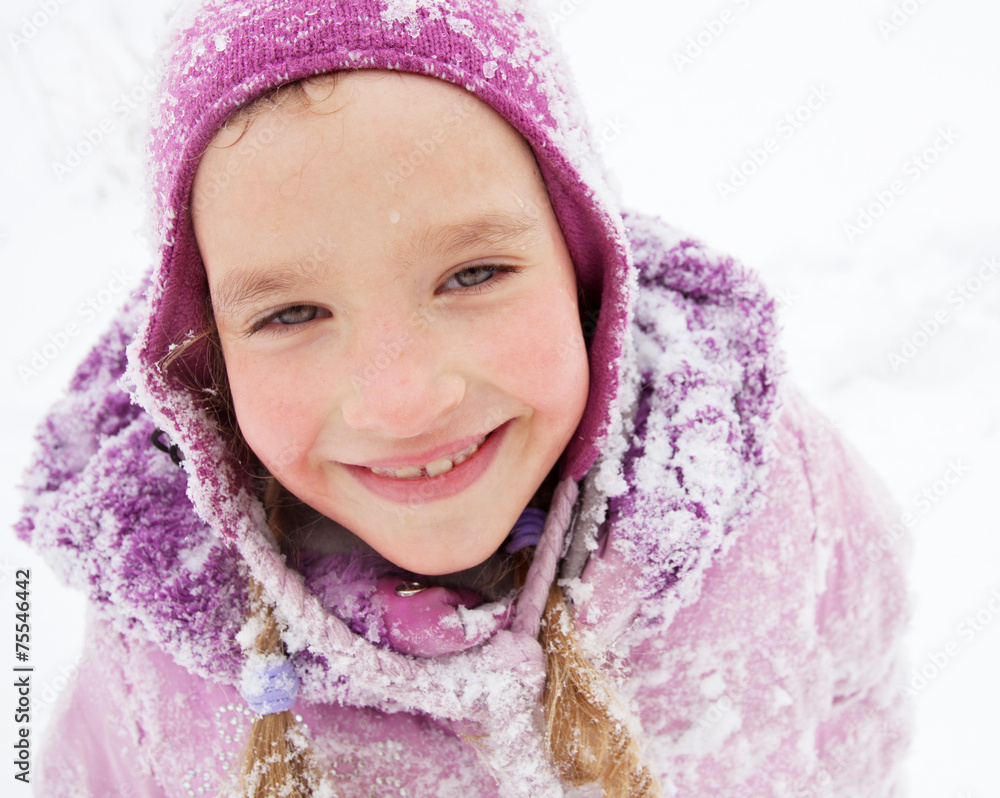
[151,428,185,467]
[511,477,579,639]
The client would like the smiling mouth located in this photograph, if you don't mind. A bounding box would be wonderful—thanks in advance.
[367,432,492,479]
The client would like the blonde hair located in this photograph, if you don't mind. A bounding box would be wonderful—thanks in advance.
[238,570,315,795]
[167,75,661,797]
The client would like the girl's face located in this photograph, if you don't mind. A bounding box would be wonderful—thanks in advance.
[192,71,589,576]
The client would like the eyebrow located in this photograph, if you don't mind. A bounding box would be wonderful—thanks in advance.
[407,208,544,261]
[211,262,331,322]
[211,208,545,320]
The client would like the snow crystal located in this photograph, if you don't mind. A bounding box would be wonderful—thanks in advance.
[482,60,498,79]
[445,15,475,37]
[380,0,443,39]
[682,698,743,755]
[235,612,265,652]
[178,536,215,572]
[772,686,794,709]
[700,671,727,700]
[213,32,228,52]
[455,601,508,641]
[558,576,594,607]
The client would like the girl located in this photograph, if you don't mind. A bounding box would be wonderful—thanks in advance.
[16,0,910,796]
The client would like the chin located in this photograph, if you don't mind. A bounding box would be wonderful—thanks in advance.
[389,545,500,577]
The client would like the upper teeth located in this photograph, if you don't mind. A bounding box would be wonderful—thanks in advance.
[369,435,488,479]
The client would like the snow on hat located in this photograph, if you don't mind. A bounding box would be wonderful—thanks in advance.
[130,0,634,501]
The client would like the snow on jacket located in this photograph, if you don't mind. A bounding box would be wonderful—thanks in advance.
[15,1,910,796]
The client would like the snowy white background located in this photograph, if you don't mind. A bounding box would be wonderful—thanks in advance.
[2,0,997,794]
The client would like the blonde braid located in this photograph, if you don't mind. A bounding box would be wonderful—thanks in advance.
[234,481,323,797]
[540,582,661,797]
[512,549,661,798]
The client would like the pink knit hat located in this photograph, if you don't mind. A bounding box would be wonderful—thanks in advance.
[134,0,632,485]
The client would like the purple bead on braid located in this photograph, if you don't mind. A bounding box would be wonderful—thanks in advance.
[240,658,300,715]
[506,507,548,553]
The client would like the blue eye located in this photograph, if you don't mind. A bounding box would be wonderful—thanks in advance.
[453,266,498,287]
[271,305,319,325]
[441,265,519,293]
[248,304,328,336]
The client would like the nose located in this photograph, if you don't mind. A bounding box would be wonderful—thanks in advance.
[340,323,466,437]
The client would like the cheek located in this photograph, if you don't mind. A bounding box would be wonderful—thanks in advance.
[225,355,325,472]
[475,280,589,417]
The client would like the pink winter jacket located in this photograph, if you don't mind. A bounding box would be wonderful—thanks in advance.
[16,0,910,795]
[21,221,910,796]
